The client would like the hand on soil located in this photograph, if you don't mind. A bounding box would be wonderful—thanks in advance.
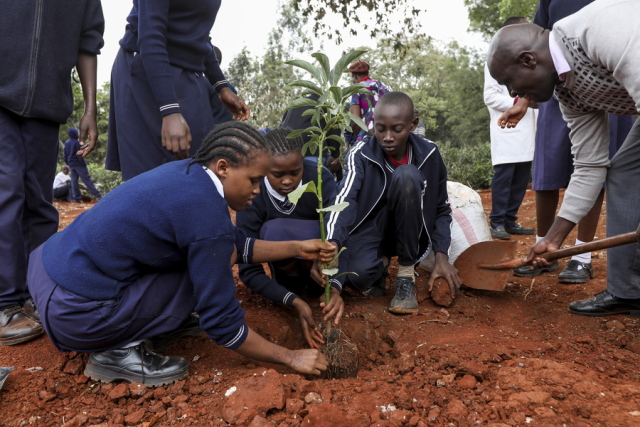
[319,288,344,325]
[428,253,462,297]
[287,349,328,375]
[292,298,324,348]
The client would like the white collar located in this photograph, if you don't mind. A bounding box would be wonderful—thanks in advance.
[263,176,302,202]
[203,166,224,198]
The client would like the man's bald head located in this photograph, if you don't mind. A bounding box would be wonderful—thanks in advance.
[486,23,559,103]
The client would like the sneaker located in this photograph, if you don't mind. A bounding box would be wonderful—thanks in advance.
[144,313,203,352]
[490,226,511,240]
[84,343,189,387]
[505,224,535,235]
[0,305,44,346]
[558,260,594,284]
[513,261,559,277]
[389,277,418,314]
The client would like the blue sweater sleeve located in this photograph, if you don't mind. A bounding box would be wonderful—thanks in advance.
[137,0,181,116]
[204,41,230,92]
[188,236,248,349]
[78,0,105,55]
[236,204,300,307]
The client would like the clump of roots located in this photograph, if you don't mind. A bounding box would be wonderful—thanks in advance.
[320,326,359,379]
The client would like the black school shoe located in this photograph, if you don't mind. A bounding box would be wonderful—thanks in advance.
[513,261,559,277]
[568,290,640,317]
[505,224,535,235]
[84,343,189,386]
[490,226,511,240]
[144,313,203,352]
[558,260,594,284]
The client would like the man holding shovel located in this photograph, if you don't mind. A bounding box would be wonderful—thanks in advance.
[487,0,640,316]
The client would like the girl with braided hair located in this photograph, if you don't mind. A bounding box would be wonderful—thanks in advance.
[237,128,344,349]
[26,122,334,386]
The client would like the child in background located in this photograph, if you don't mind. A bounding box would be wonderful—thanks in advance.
[27,122,334,386]
[237,128,344,348]
[320,92,461,314]
[53,166,72,202]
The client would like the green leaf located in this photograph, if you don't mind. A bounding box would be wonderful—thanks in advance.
[330,50,367,86]
[311,53,331,84]
[286,128,308,138]
[284,80,323,96]
[287,181,317,205]
[285,97,317,111]
[329,87,343,105]
[348,114,368,131]
[301,108,315,117]
[342,83,369,98]
[332,271,359,280]
[325,134,345,144]
[321,268,339,276]
[317,201,349,213]
[285,59,324,85]
[301,141,318,156]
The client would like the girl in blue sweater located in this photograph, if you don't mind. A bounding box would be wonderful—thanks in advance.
[237,129,344,349]
[27,122,335,386]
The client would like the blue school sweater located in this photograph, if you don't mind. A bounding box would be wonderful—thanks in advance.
[42,160,254,349]
[0,0,104,123]
[236,159,337,304]
[119,0,229,116]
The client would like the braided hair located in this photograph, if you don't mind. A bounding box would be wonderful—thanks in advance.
[191,121,268,168]
[264,128,304,157]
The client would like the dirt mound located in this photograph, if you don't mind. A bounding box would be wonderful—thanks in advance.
[3,192,640,426]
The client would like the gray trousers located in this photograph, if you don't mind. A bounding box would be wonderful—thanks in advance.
[606,118,640,299]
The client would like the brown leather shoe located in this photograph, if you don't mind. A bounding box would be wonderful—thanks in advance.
[0,305,44,346]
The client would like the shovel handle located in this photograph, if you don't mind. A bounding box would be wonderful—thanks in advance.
[482,230,640,270]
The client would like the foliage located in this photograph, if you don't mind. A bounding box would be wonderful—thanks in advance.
[291,0,421,43]
[464,0,539,39]
[438,141,493,189]
[285,50,367,304]
[59,74,110,166]
[86,163,123,195]
[365,35,489,148]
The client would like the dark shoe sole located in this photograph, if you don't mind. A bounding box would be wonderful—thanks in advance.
[559,276,592,284]
[513,263,559,277]
[84,360,189,387]
[388,304,419,314]
[568,308,640,317]
[0,328,44,346]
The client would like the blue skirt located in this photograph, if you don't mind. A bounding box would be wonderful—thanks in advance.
[106,48,215,181]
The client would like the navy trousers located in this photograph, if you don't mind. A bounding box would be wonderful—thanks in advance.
[0,107,59,307]
[489,161,531,229]
[53,183,71,201]
[341,165,426,291]
[27,244,196,352]
[70,164,102,201]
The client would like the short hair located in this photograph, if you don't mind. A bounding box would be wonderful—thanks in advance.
[264,128,304,157]
[213,45,223,64]
[375,91,414,116]
[191,121,268,168]
[62,165,70,171]
[502,16,526,27]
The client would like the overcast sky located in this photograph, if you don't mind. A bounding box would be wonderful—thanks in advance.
[99,0,487,85]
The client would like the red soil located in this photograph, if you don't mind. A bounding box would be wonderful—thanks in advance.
[2,190,640,426]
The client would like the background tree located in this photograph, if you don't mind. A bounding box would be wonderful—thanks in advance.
[464,0,538,38]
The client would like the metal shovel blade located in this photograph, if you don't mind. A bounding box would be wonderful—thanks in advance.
[454,241,517,291]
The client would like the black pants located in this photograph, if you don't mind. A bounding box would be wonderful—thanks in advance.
[489,162,531,229]
[53,183,71,201]
[342,165,426,292]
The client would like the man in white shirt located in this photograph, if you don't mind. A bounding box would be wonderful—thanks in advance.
[53,165,72,202]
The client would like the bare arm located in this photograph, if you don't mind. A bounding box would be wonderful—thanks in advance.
[251,239,336,264]
[233,328,328,375]
[349,104,362,136]
[75,53,98,157]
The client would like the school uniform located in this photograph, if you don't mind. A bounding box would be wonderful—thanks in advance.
[106,0,230,181]
[326,134,452,292]
[0,0,104,308]
[27,160,255,352]
[237,159,336,301]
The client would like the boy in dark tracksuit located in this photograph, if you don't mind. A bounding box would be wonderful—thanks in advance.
[324,92,461,314]
[63,128,102,202]
[0,0,104,345]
